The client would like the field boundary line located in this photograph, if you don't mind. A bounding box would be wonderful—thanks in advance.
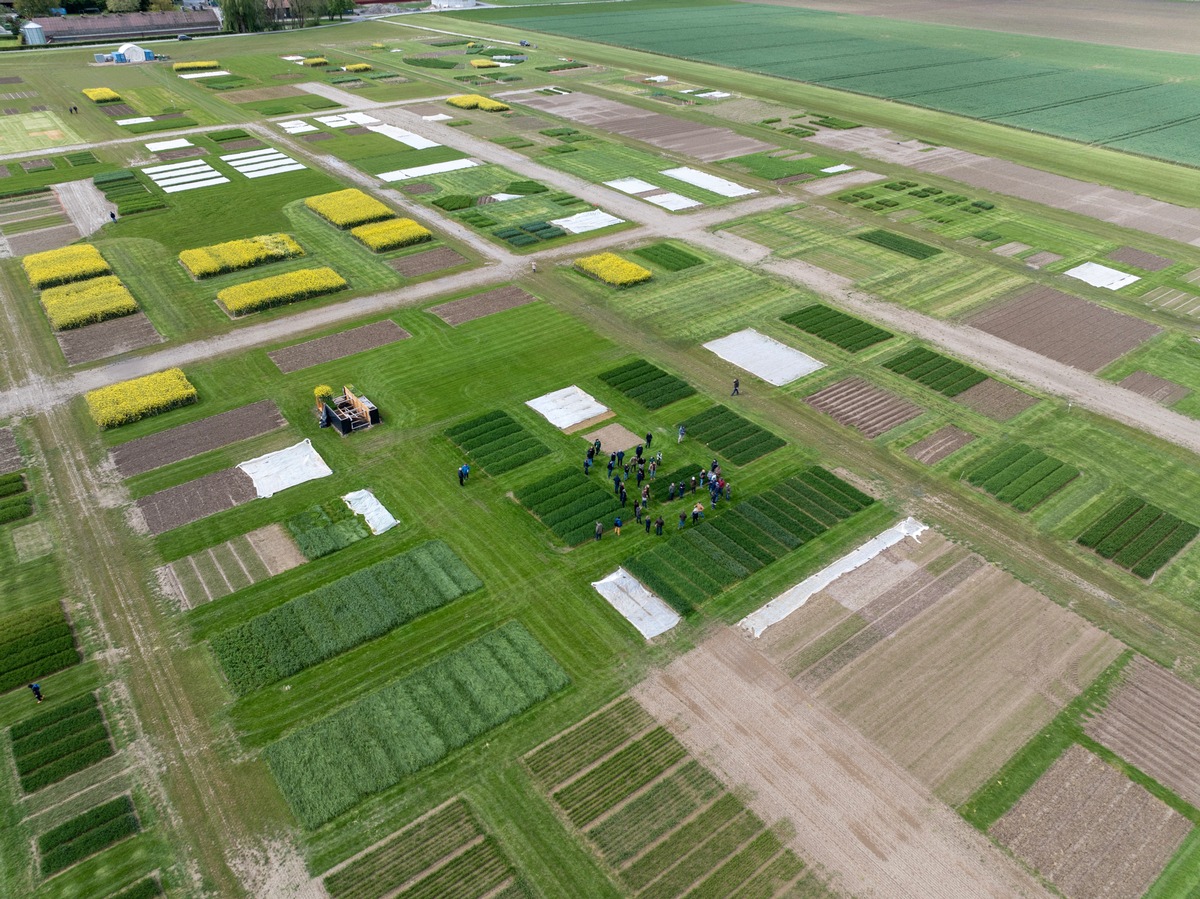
[377,833,487,899]
[609,791,726,872]
[540,721,660,794]
[319,795,469,879]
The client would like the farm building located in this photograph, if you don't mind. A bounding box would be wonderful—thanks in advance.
[318,386,380,436]
[19,21,46,45]
[28,9,219,43]
[115,42,151,62]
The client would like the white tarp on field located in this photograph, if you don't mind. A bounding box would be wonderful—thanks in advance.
[116,117,153,126]
[647,192,702,210]
[703,328,825,385]
[549,210,624,234]
[423,113,454,122]
[279,120,318,135]
[146,138,193,152]
[1065,262,1141,290]
[378,158,479,182]
[526,385,608,429]
[696,90,731,99]
[367,123,440,150]
[605,177,658,194]
[739,517,928,637]
[238,439,332,498]
[821,163,855,174]
[342,112,381,125]
[661,166,755,197]
[178,70,231,79]
[593,567,680,639]
[342,489,398,535]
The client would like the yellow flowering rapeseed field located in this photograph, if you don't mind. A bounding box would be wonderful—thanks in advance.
[350,219,432,252]
[345,63,372,73]
[305,189,394,229]
[41,276,138,331]
[470,59,498,69]
[574,253,653,287]
[446,94,510,112]
[218,267,347,316]
[302,57,328,67]
[82,88,121,103]
[23,244,111,289]
[179,233,304,278]
[172,61,220,72]
[85,368,197,429]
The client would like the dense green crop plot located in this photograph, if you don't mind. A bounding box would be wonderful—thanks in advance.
[858,230,942,260]
[38,794,140,875]
[1077,495,1199,579]
[0,601,80,693]
[965,444,1079,512]
[516,466,625,545]
[781,304,893,352]
[9,692,113,792]
[883,347,987,397]
[286,498,372,560]
[445,410,550,475]
[598,359,696,409]
[679,406,785,465]
[632,242,704,272]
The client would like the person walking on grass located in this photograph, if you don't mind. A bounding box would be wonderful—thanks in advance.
[595,520,603,541]
[678,424,686,443]
[668,482,676,501]
[613,474,622,494]
[616,449,625,467]
[594,438,602,456]
[458,465,466,487]
[691,476,697,495]
[614,515,622,536]
[635,504,642,525]
[584,456,592,476]
[679,511,687,529]
[619,485,628,507]
[646,431,653,448]
[732,378,740,396]
[655,515,664,536]
[649,460,657,480]
[645,515,652,534]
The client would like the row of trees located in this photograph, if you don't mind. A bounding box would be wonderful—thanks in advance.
[224,0,355,32]
[14,0,174,15]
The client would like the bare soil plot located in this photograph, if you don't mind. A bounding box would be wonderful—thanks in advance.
[1084,655,1200,808]
[224,85,304,104]
[399,181,437,196]
[137,468,257,535]
[157,147,208,160]
[582,422,642,454]
[953,378,1038,421]
[388,246,467,277]
[219,139,264,151]
[1108,246,1173,272]
[267,320,409,374]
[55,313,164,366]
[8,223,80,256]
[967,286,1161,372]
[516,92,773,162]
[111,400,286,478]
[634,629,1052,899]
[992,241,1030,258]
[906,425,975,464]
[299,133,332,143]
[159,523,303,609]
[1023,250,1063,269]
[801,169,883,195]
[1118,370,1190,405]
[0,427,21,474]
[991,744,1190,899]
[805,377,923,438]
[428,285,537,326]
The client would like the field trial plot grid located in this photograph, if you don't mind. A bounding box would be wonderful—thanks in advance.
[805,377,923,438]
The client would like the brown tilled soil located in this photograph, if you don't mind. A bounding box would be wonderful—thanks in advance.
[1083,655,1200,808]
[399,182,437,196]
[967,286,1161,372]
[428,285,537,326]
[55,313,163,366]
[342,126,369,136]
[0,427,21,474]
[1107,246,1175,272]
[299,132,333,142]
[158,147,208,161]
[9,223,81,256]
[1024,250,1063,269]
[582,422,642,454]
[219,139,265,151]
[992,745,1189,899]
[0,77,22,85]
[268,319,410,374]
[805,377,923,438]
[102,104,137,118]
[953,378,1038,421]
[1118,370,1190,405]
[137,468,257,535]
[224,86,304,104]
[907,426,975,464]
[161,523,303,609]
[634,629,1052,899]
[111,399,286,478]
[388,246,467,277]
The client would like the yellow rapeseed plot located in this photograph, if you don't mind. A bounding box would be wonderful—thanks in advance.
[350,219,433,252]
[446,94,510,112]
[179,233,304,279]
[470,59,498,69]
[82,87,121,103]
[302,57,328,67]
[305,189,394,229]
[85,368,198,429]
[172,60,220,72]
[218,267,347,316]
[23,244,111,289]
[345,63,372,73]
[574,253,653,288]
[41,276,138,331]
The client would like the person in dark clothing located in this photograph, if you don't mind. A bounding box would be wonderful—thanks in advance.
[586,446,595,461]
[646,431,653,448]
[635,444,643,459]
[608,460,615,476]
[679,511,687,529]
[594,439,602,455]
[732,378,740,396]
[645,516,652,534]
[29,683,42,703]
[691,476,697,494]
[636,468,644,486]
[619,485,627,506]
[458,465,465,486]
[655,516,664,535]
[584,456,592,475]
[668,482,676,500]
[613,475,622,494]
[613,515,622,536]
[616,449,625,466]
[594,521,603,541]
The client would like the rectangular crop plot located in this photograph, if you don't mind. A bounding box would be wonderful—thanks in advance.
[991,745,1189,899]
[1107,246,1173,273]
[9,692,113,793]
[967,286,1161,372]
[883,347,987,397]
[136,468,258,535]
[265,622,568,828]
[781,304,892,353]
[38,794,140,876]
[211,540,481,694]
[0,601,79,693]
[857,229,941,259]
[446,410,549,476]
[516,466,623,546]
[805,377,923,439]
[428,285,538,326]
[965,444,1079,512]
[1075,494,1198,579]
[632,242,703,272]
[680,405,785,464]
[906,426,975,465]
[0,428,20,474]
[268,320,410,373]
[598,359,695,409]
[952,379,1038,422]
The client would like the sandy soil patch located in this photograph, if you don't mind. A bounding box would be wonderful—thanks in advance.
[137,468,257,535]
[1084,655,1200,808]
[805,376,923,438]
[906,426,975,464]
[225,86,305,104]
[428,285,537,326]
[0,428,21,474]
[1023,250,1063,269]
[268,320,410,374]
[992,744,1190,899]
[55,178,111,239]
[1107,246,1174,272]
[111,399,286,478]
[802,169,884,195]
[388,246,467,278]
[55,312,164,367]
[9,223,81,256]
[12,520,52,563]
[993,241,1030,258]
[582,422,642,454]
[1118,370,1189,405]
[967,286,1160,372]
[953,378,1038,421]
[635,629,1051,898]
[220,139,265,151]
[161,523,302,609]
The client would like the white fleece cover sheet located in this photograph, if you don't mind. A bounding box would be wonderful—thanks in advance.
[526,385,609,429]
[342,489,398,534]
[238,439,332,498]
[703,328,825,385]
[593,567,680,639]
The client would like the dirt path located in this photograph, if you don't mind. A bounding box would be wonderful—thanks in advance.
[633,628,1052,898]
[54,178,112,238]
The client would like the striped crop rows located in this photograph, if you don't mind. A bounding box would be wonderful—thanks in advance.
[0,601,79,694]
[446,410,550,475]
[965,444,1079,512]
[599,359,697,410]
[680,406,785,465]
[883,347,987,397]
[9,692,113,793]
[781,304,893,352]
[516,466,623,545]
[1077,495,1199,579]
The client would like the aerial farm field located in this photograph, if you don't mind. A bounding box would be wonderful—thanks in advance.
[4,6,1200,899]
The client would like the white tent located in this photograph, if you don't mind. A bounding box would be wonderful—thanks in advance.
[21,22,46,46]
[117,42,150,62]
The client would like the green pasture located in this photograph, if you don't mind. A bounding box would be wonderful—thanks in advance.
[308,128,468,176]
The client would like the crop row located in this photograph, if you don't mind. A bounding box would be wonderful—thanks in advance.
[40,274,139,331]
[0,602,79,693]
[266,622,568,828]
[781,304,893,352]
[525,696,653,787]
[516,466,622,545]
[622,795,745,892]
[11,692,113,793]
[285,497,370,560]
[598,359,696,410]
[395,838,515,899]
[553,727,687,826]
[1076,494,1199,578]
[446,411,549,475]
[211,540,482,694]
[39,794,139,875]
[110,879,163,899]
[883,347,986,397]
[965,444,1079,512]
[857,229,942,260]
[639,812,769,899]
[632,242,704,272]
[685,831,787,899]
[680,406,785,464]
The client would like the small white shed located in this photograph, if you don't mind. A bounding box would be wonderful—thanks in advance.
[117,42,150,62]
[21,22,46,45]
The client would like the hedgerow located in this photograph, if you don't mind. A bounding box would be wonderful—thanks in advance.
[446,410,549,475]
[0,603,79,692]
[781,304,892,352]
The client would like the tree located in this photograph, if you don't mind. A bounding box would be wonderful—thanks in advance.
[148,0,175,10]
[14,0,52,18]
[222,0,266,32]
[106,0,141,11]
